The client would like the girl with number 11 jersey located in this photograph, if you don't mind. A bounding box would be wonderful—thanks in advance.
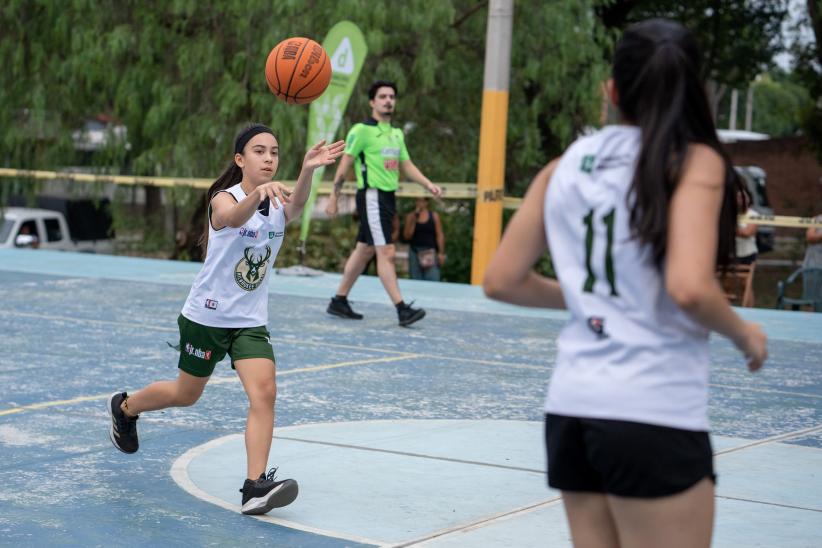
[484,18,768,548]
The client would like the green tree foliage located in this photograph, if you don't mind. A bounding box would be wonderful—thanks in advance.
[715,72,813,137]
[0,0,610,281]
[598,0,789,113]
[599,0,789,86]
[750,74,814,136]
[1,1,809,282]
[791,0,822,159]
[0,0,609,182]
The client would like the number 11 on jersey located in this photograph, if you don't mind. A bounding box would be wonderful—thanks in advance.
[582,207,619,296]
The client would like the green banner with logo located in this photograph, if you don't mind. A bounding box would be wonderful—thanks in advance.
[298,21,367,256]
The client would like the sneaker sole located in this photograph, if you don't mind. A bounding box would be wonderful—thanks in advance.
[107,392,138,454]
[399,309,426,327]
[326,307,363,320]
[241,479,299,515]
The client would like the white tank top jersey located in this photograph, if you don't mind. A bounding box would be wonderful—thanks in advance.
[543,125,711,431]
[182,184,286,328]
[735,207,758,257]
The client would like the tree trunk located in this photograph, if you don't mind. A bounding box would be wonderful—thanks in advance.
[144,186,161,218]
[706,80,727,123]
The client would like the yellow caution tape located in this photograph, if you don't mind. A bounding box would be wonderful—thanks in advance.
[2,168,819,227]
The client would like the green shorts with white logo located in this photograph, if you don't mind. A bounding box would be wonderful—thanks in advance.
[176,314,275,377]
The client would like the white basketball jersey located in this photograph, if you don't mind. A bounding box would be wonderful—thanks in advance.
[544,125,710,431]
[182,184,286,328]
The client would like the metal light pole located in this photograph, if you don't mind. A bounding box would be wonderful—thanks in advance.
[470,0,513,285]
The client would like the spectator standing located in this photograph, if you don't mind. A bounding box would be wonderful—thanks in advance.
[403,197,445,281]
[804,213,822,268]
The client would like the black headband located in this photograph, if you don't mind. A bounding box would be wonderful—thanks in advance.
[234,124,274,154]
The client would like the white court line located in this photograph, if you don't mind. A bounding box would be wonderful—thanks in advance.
[0,310,547,369]
[276,435,545,474]
[390,497,564,548]
[709,382,822,400]
[715,423,822,456]
[397,425,822,547]
[715,494,821,513]
[209,354,420,386]
[171,421,557,547]
[170,434,387,546]
[171,421,822,548]
[0,394,111,417]
[4,310,820,398]
[0,355,418,417]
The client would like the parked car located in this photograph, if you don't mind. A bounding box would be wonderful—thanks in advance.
[735,165,774,254]
[0,205,114,253]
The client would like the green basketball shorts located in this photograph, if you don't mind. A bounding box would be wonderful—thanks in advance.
[176,314,275,377]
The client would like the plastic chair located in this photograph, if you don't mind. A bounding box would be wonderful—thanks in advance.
[719,262,756,307]
[776,267,822,312]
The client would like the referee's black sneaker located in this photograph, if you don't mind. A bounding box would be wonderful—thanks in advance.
[107,392,139,454]
[240,468,299,515]
[327,296,363,319]
[397,301,425,327]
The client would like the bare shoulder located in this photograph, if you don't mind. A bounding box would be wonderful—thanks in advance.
[528,157,562,196]
[211,190,237,206]
[680,144,725,189]
[536,157,561,185]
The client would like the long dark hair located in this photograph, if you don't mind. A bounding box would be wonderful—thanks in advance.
[613,19,744,270]
[197,123,275,254]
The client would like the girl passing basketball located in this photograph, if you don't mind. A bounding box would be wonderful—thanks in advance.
[107,124,344,515]
[483,19,767,547]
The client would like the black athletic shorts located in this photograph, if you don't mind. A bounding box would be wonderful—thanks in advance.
[356,188,396,246]
[545,413,715,498]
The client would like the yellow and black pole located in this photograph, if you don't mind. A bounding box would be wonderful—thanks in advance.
[471,0,513,285]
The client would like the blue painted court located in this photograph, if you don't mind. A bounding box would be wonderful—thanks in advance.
[0,248,820,547]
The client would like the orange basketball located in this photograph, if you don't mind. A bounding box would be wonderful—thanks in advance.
[265,37,332,105]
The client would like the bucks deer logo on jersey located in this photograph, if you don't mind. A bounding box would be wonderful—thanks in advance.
[234,246,271,291]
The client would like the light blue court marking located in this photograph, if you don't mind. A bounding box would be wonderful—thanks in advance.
[2,249,820,546]
[2,248,820,340]
[175,420,551,546]
[174,420,822,547]
[0,248,565,319]
[716,441,822,511]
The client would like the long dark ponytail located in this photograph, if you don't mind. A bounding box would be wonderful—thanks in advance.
[197,161,243,254]
[613,19,744,270]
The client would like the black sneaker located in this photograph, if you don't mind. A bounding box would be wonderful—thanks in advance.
[107,392,139,454]
[327,296,363,319]
[240,467,299,515]
[398,301,426,327]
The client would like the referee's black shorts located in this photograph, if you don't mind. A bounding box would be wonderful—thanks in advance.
[356,188,396,246]
[545,413,715,498]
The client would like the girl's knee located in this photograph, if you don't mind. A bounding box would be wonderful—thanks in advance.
[249,381,277,408]
[378,248,396,262]
[174,382,205,406]
[177,390,202,407]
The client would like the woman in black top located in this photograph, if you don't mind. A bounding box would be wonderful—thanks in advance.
[403,198,445,281]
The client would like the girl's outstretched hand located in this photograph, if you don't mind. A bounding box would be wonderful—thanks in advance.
[303,140,346,170]
[257,181,292,208]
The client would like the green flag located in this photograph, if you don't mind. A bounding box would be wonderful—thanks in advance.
[298,21,367,259]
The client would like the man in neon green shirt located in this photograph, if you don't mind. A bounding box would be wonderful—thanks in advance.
[325,80,442,326]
